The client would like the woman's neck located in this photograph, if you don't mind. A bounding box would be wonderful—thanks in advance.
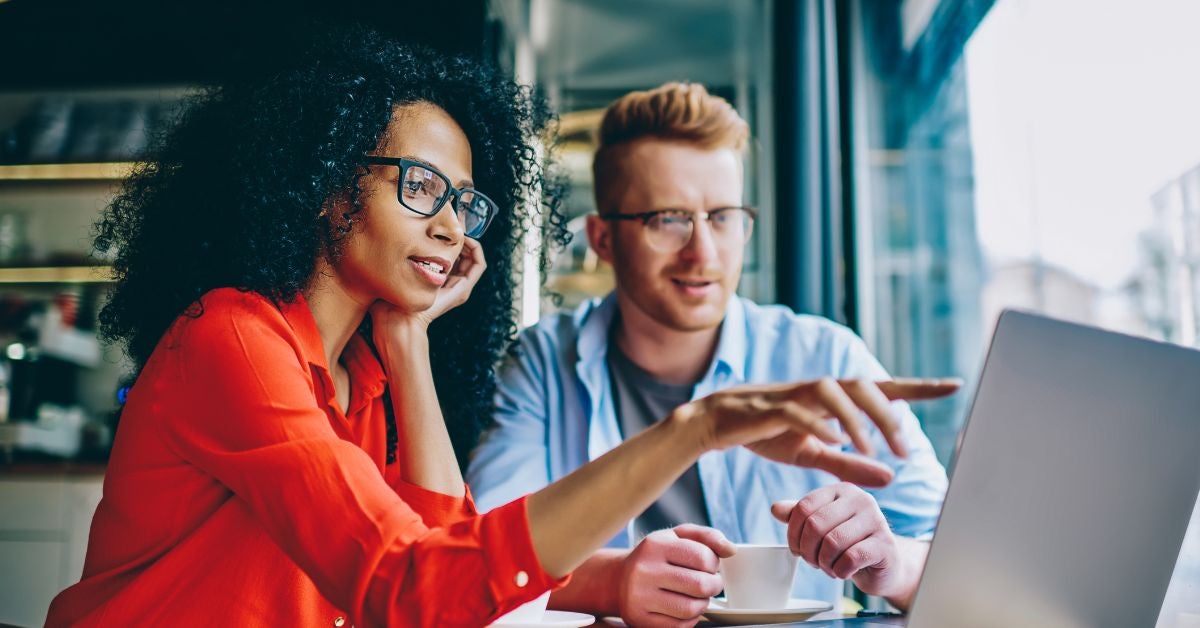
[302,269,371,370]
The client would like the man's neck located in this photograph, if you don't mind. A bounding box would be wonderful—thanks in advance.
[612,298,723,386]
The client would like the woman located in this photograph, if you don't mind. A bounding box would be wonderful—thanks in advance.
[47,28,954,627]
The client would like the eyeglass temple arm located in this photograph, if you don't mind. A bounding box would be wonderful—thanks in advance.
[600,209,756,222]
[600,212,658,222]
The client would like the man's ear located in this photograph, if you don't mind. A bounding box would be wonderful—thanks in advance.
[586,214,616,265]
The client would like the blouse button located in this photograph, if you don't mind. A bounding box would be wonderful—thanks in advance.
[514,571,529,587]
[333,617,346,627]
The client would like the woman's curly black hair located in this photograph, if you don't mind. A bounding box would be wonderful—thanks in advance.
[95,26,569,469]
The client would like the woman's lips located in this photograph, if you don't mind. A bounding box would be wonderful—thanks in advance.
[408,256,450,287]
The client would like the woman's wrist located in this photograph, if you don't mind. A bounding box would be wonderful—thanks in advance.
[373,321,431,370]
[660,401,709,462]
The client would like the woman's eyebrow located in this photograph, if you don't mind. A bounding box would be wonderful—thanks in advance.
[400,154,474,188]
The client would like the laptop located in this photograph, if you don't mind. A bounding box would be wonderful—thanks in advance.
[791,310,1200,627]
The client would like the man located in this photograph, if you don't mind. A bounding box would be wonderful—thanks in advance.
[467,83,948,626]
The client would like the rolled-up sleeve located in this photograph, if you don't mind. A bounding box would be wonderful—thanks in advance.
[391,479,479,528]
[835,333,949,539]
[159,298,565,627]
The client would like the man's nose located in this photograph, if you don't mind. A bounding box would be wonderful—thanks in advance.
[677,216,720,264]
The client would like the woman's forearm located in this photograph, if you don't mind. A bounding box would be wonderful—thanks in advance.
[525,409,703,577]
[377,325,465,496]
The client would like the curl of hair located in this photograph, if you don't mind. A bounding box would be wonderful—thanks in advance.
[95,27,570,468]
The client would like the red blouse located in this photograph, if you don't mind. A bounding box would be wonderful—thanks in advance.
[46,288,564,627]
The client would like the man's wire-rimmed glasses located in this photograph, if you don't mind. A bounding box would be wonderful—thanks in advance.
[601,207,757,253]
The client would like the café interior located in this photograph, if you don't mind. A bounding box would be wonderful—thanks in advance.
[0,0,1197,626]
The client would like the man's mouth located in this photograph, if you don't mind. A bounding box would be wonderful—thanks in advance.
[671,278,717,287]
[669,277,721,298]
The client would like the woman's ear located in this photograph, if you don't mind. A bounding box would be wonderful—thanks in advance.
[321,191,355,236]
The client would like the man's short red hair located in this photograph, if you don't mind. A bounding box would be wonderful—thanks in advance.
[592,82,749,213]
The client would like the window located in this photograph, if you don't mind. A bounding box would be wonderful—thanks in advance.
[845,0,1200,622]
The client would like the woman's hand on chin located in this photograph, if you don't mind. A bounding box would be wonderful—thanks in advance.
[372,238,488,336]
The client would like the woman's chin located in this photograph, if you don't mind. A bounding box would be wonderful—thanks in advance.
[385,293,437,315]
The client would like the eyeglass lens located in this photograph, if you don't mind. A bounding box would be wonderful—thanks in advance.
[395,163,495,238]
[400,165,450,214]
[644,209,753,252]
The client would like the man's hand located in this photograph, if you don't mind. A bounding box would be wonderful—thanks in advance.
[618,524,734,627]
[771,483,924,609]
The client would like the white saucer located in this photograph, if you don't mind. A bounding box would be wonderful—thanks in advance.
[703,598,833,625]
[490,610,596,628]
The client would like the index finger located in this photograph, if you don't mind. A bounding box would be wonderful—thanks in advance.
[456,237,487,277]
[804,447,895,488]
[813,377,874,457]
[840,380,907,458]
[663,537,725,573]
[876,378,961,401]
[673,524,735,559]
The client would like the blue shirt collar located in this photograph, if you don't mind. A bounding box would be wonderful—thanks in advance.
[574,293,617,366]
[576,291,749,384]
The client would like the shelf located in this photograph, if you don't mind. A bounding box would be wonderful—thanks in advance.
[547,269,614,296]
[0,163,135,182]
[0,266,113,284]
[558,109,604,138]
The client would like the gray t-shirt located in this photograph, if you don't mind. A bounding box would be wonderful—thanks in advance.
[607,338,712,538]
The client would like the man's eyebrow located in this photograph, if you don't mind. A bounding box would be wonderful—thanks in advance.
[400,154,474,188]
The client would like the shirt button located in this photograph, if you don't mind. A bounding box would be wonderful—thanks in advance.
[333,617,345,627]
[514,571,529,587]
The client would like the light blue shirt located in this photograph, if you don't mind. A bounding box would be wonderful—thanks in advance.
[467,294,947,606]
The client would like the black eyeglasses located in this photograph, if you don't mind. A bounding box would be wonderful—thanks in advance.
[602,207,757,253]
[363,156,498,239]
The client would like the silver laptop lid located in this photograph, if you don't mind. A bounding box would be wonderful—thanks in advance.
[908,310,1200,628]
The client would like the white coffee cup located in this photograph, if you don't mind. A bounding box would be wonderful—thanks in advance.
[718,544,799,609]
[493,590,551,625]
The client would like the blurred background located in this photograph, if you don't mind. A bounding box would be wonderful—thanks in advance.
[0,0,1197,625]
